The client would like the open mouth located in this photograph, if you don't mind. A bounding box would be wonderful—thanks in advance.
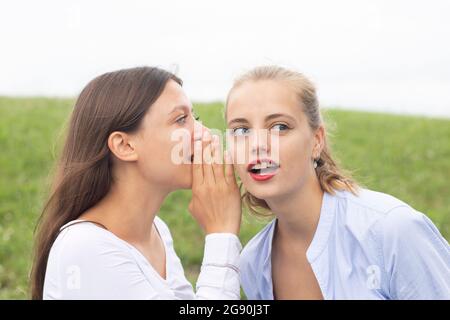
[247,159,280,181]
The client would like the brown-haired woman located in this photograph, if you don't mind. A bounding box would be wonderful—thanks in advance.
[31,67,242,299]
[226,65,449,300]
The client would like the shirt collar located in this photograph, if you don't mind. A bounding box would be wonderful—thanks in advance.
[306,191,336,263]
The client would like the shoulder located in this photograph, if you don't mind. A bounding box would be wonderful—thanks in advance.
[328,188,448,259]
[320,189,414,250]
[335,188,448,261]
[339,189,441,240]
[55,221,126,249]
[334,188,411,216]
[373,202,448,250]
[331,188,418,232]
[49,221,134,267]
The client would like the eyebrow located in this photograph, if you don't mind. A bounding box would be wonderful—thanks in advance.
[227,113,295,126]
[168,105,192,115]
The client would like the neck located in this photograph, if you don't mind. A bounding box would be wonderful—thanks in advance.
[266,175,324,245]
[83,167,170,244]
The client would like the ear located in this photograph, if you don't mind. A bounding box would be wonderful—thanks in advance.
[312,125,325,159]
[107,131,138,162]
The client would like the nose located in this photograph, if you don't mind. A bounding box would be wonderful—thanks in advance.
[249,129,271,157]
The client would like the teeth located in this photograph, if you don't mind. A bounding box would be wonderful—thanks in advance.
[253,163,266,170]
[252,162,277,170]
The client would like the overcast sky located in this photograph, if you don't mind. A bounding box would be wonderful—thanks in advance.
[1,0,449,117]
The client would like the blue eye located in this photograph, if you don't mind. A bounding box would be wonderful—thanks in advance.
[232,127,250,136]
[271,124,289,131]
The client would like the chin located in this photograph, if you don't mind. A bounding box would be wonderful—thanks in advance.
[168,178,192,191]
[248,190,282,202]
[243,179,284,201]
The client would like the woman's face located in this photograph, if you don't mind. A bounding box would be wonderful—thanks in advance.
[133,79,202,191]
[226,80,321,201]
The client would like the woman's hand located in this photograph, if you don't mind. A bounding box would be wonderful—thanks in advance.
[188,129,242,235]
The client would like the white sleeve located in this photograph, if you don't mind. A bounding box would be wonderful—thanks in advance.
[195,233,242,300]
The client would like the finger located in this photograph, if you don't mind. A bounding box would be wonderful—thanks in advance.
[224,149,237,185]
[192,139,203,184]
[211,134,224,180]
[202,131,215,183]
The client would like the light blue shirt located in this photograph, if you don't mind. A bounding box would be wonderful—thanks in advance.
[240,189,450,300]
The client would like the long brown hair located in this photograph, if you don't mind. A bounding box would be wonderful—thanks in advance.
[30,66,182,299]
[226,65,358,216]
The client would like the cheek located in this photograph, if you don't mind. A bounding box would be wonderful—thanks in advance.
[138,134,173,171]
[135,127,192,189]
[278,133,313,172]
[152,127,191,164]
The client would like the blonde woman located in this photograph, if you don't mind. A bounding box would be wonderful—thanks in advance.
[225,66,450,300]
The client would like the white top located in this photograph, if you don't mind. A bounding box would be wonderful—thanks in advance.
[240,189,450,300]
[43,216,242,299]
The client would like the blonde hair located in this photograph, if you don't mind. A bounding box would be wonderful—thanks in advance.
[226,65,359,216]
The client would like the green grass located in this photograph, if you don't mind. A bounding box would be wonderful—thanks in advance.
[0,97,449,299]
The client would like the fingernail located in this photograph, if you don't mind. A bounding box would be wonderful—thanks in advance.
[203,130,211,141]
